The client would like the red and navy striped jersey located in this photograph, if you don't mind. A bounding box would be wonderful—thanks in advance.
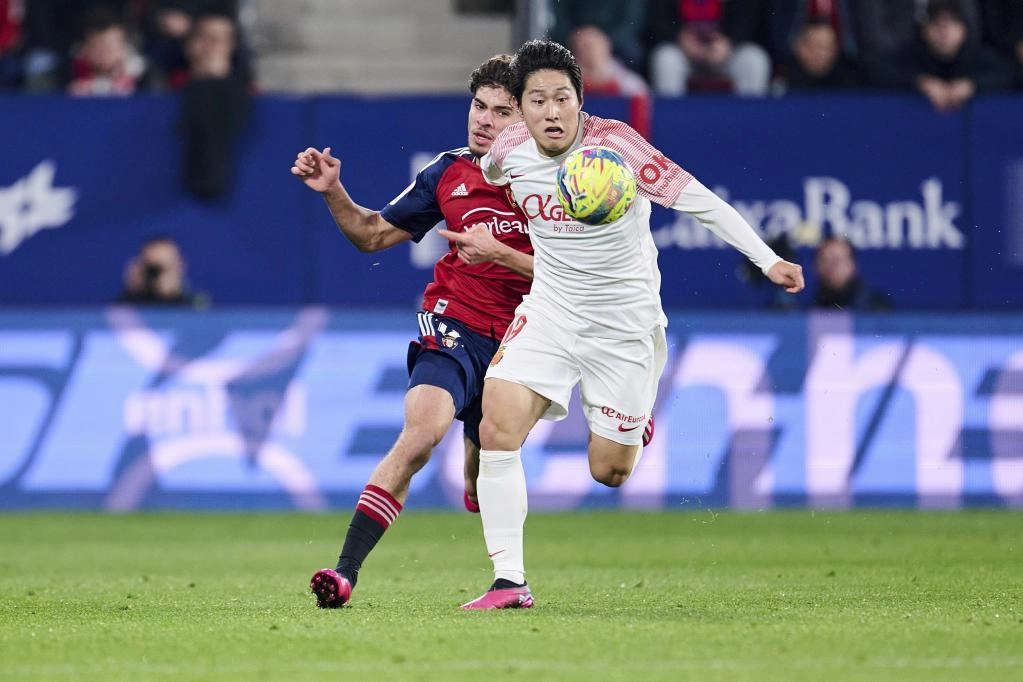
[380,148,532,339]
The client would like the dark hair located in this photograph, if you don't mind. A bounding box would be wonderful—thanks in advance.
[468,54,515,95]
[815,235,856,260]
[511,39,583,104]
[82,6,125,36]
[925,0,964,23]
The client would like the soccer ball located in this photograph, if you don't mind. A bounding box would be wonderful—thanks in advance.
[555,146,637,225]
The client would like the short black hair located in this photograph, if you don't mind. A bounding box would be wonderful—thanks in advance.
[511,39,583,104]
[468,54,515,95]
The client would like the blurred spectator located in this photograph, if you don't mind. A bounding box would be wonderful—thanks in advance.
[22,0,133,91]
[67,7,153,96]
[548,0,646,71]
[772,0,857,64]
[569,25,649,97]
[177,13,251,200]
[0,0,23,90]
[645,0,773,96]
[118,235,201,306]
[854,0,981,76]
[870,0,1013,112]
[780,17,862,91]
[569,24,651,139]
[142,1,250,90]
[812,236,891,311]
[981,0,1023,88]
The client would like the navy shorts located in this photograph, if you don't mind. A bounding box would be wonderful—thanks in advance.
[406,312,500,448]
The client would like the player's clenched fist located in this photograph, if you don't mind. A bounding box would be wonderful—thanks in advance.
[766,260,805,293]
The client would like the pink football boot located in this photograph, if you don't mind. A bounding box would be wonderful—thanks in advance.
[463,490,480,513]
[461,584,534,610]
[310,568,352,609]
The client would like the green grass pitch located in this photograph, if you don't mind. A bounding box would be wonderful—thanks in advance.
[1,510,1020,681]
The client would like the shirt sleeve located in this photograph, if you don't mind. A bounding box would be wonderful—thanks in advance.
[671,178,782,274]
[593,118,693,206]
[379,154,448,242]
[479,151,509,186]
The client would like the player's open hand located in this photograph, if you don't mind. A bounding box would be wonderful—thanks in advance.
[767,260,805,294]
[438,223,501,265]
[290,147,341,193]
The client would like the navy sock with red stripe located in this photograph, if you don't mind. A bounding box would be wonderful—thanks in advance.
[335,485,403,588]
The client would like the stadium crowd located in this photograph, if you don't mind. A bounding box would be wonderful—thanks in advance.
[0,0,252,93]
[1,0,1020,106]
[551,0,1022,105]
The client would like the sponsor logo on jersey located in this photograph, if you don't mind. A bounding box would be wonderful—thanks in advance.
[634,152,674,186]
[451,183,469,197]
[459,207,528,234]
[519,194,568,222]
[433,299,449,314]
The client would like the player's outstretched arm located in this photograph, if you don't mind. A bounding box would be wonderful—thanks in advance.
[438,224,533,279]
[290,147,410,253]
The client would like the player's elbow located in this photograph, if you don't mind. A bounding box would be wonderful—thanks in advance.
[352,238,382,253]
[345,229,388,253]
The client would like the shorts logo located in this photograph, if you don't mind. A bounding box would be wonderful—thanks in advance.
[601,405,647,430]
[436,321,461,349]
[490,345,506,367]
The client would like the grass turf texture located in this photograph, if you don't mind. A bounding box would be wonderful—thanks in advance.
[1,511,1020,682]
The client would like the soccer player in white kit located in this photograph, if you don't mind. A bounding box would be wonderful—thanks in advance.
[460,40,805,610]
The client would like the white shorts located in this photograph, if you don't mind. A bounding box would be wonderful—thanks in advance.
[485,309,667,446]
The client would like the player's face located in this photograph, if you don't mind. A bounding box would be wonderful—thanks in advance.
[467,85,520,157]
[520,69,582,157]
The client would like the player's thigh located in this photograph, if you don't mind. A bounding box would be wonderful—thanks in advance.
[401,383,457,445]
[485,310,580,421]
[408,313,497,445]
[481,377,551,439]
[577,327,667,447]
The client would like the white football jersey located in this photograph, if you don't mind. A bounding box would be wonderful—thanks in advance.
[482,113,779,339]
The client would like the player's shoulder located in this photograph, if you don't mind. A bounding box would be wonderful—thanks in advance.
[491,123,533,163]
[414,147,473,182]
[581,112,640,146]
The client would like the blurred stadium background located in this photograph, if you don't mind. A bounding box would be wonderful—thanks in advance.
[0,0,1021,512]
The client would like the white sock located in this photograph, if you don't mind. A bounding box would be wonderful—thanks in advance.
[477,448,527,585]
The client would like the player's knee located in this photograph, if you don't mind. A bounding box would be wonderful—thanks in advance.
[394,424,445,467]
[589,461,632,488]
[479,416,515,451]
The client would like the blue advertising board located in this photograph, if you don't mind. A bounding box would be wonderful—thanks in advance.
[0,94,1020,309]
[969,96,1023,308]
[650,95,968,309]
[1,308,1019,510]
